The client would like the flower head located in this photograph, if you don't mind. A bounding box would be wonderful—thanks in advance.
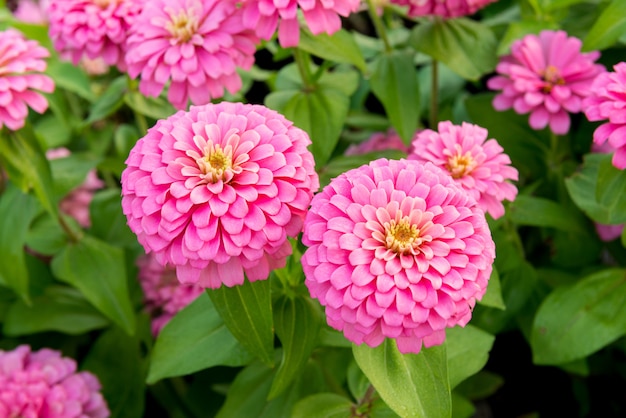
[126,0,259,110]
[301,158,495,354]
[121,102,319,289]
[389,0,496,18]
[0,345,109,418]
[240,0,360,48]
[0,29,54,131]
[487,30,604,135]
[48,0,143,72]
[345,128,410,156]
[409,121,518,219]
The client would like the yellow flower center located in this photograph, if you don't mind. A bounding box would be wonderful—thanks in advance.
[385,219,421,254]
[165,10,198,43]
[197,144,233,183]
[541,65,565,93]
[446,152,476,179]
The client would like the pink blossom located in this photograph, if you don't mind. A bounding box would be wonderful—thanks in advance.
[301,158,495,354]
[240,0,360,48]
[487,30,604,135]
[409,121,518,219]
[11,0,50,24]
[121,102,319,289]
[0,29,54,131]
[345,129,410,156]
[125,0,259,110]
[582,62,626,170]
[390,0,496,18]
[0,345,109,418]
[137,253,204,335]
[48,0,143,72]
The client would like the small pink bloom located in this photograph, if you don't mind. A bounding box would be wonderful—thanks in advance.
[126,0,259,110]
[121,102,319,289]
[345,129,410,156]
[390,0,496,18]
[48,0,143,72]
[487,30,604,135]
[11,0,50,24]
[240,0,360,48]
[409,121,518,219]
[301,158,495,354]
[0,29,54,131]
[0,345,109,418]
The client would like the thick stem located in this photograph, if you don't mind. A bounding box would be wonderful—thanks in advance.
[293,48,315,90]
[365,0,392,52]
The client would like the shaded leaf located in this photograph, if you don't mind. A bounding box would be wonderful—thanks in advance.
[583,0,626,51]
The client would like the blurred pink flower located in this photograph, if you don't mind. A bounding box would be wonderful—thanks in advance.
[487,30,604,135]
[301,158,495,354]
[126,0,258,110]
[121,102,319,289]
[12,0,49,24]
[137,253,204,335]
[0,29,54,131]
[582,62,626,170]
[409,121,518,219]
[240,0,360,48]
[0,345,109,418]
[390,0,496,18]
[589,141,624,241]
[345,129,409,156]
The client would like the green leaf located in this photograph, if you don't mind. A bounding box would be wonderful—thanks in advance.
[531,268,626,365]
[89,189,139,248]
[454,371,504,400]
[46,60,96,102]
[451,392,475,418]
[298,29,367,72]
[147,293,253,383]
[353,340,451,418]
[497,19,560,55]
[508,195,586,234]
[85,76,127,124]
[479,267,505,310]
[446,325,495,388]
[410,18,497,81]
[291,393,354,418]
[26,213,68,256]
[208,279,275,367]
[51,234,136,334]
[114,124,140,159]
[49,152,101,199]
[124,90,176,120]
[368,51,420,144]
[540,0,589,11]
[583,0,626,51]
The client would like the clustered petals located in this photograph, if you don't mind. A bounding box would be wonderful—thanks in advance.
[122,102,319,289]
[389,0,496,18]
[487,30,604,135]
[409,121,518,219]
[301,158,495,354]
[0,345,109,418]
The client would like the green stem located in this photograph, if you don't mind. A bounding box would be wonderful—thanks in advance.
[58,213,83,244]
[293,48,315,90]
[430,59,439,129]
[365,0,392,52]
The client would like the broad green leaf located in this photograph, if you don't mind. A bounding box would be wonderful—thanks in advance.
[298,29,367,72]
[583,0,626,51]
[25,213,68,256]
[454,371,504,400]
[46,60,96,102]
[49,152,101,199]
[347,360,370,400]
[114,124,140,159]
[89,189,139,248]
[446,325,495,388]
[479,267,505,310]
[531,268,626,365]
[508,195,586,234]
[353,340,450,418]
[451,392,475,418]
[124,90,176,121]
[147,293,253,383]
[85,76,127,124]
[34,115,71,148]
[51,234,136,334]
[291,394,354,418]
[540,0,589,11]
[208,279,275,366]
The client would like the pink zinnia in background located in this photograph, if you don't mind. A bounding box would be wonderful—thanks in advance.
[11,0,50,24]
[345,128,409,156]
[582,62,626,170]
[409,121,518,219]
[390,0,496,18]
[301,158,495,354]
[48,0,143,72]
[240,0,360,48]
[0,345,109,418]
[125,0,258,110]
[487,30,604,135]
[121,102,319,289]
[137,253,204,335]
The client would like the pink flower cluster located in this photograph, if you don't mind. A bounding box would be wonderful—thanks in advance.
[0,345,109,418]
[121,102,319,289]
[390,0,496,18]
[302,158,495,354]
[345,129,409,156]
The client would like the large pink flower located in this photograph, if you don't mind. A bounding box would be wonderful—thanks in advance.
[390,0,496,18]
[0,345,109,418]
[48,0,143,72]
[240,0,360,48]
[0,29,54,131]
[126,0,259,110]
[487,30,604,135]
[409,121,518,219]
[121,102,319,289]
[301,158,495,354]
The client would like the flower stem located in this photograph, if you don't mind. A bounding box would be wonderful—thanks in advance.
[293,48,315,90]
[430,59,439,129]
[58,213,83,244]
[365,0,392,52]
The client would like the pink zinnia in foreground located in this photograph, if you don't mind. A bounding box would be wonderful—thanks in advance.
[301,158,495,354]
[48,0,143,72]
[0,345,109,418]
[240,0,360,48]
[582,62,626,170]
[0,29,54,131]
[487,30,604,135]
[390,0,496,18]
[122,102,319,288]
[409,121,518,219]
[126,0,258,110]
[345,128,409,156]
[137,253,204,335]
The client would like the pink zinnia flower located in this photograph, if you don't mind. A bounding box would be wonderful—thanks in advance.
[48,0,143,72]
[240,0,360,48]
[11,0,50,24]
[582,62,626,170]
[137,253,204,335]
[301,158,495,354]
[125,0,259,110]
[487,30,604,135]
[390,0,496,18]
[409,121,518,219]
[345,128,410,156]
[0,29,54,131]
[0,345,109,418]
[121,102,319,289]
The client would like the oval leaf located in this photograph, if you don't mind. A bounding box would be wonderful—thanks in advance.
[298,28,367,72]
[508,195,586,234]
[292,394,354,418]
[446,325,495,388]
[583,0,626,51]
